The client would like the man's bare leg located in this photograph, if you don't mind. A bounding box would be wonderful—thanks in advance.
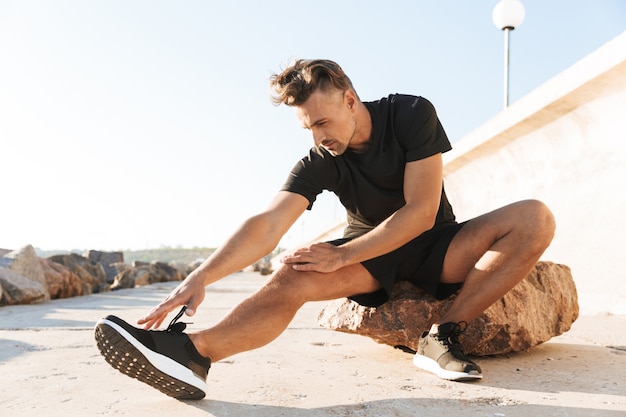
[95,254,381,400]
[438,199,556,325]
[413,199,555,381]
[189,262,381,362]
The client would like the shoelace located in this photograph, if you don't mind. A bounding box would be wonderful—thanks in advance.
[166,306,190,334]
[435,321,468,352]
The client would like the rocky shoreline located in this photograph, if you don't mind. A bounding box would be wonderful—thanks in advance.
[0,245,211,306]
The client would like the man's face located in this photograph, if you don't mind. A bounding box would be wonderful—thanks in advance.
[295,88,357,156]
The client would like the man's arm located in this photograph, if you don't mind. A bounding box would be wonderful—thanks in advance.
[138,191,309,329]
[283,153,443,272]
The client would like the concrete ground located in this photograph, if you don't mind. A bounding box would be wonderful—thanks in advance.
[1,272,625,417]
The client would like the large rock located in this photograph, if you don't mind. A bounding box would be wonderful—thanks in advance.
[39,258,84,299]
[252,256,273,276]
[47,254,108,294]
[110,261,183,290]
[0,267,48,305]
[85,250,124,284]
[318,261,579,356]
[0,245,50,301]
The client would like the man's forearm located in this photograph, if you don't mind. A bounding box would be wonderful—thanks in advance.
[341,204,437,266]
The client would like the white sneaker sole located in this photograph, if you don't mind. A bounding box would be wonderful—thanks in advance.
[95,318,207,399]
[413,353,483,381]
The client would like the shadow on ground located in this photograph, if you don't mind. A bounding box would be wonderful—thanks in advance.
[187,397,625,417]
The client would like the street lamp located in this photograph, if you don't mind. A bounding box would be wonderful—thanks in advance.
[492,0,525,108]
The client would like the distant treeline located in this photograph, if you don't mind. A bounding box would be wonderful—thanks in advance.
[123,247,217,264]
[36,247,216,265]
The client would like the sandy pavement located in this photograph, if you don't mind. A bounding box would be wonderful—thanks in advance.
[1,272,625,417]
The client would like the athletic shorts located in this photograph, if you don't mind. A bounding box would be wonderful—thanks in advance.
[327,221,467,307]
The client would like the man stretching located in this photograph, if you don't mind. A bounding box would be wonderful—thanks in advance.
[95,59,555,400]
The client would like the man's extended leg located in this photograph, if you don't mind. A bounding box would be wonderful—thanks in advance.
[414,199,556,380]
[188,262,381,362]
[95,262,381,399]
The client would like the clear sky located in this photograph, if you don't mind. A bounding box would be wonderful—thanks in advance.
[1,0,625,252]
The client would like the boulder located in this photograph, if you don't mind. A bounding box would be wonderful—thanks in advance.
[39,258,84,299]
[152,261,184,283]
[318,261,579,356]
[130,269,152,287]
[0,267,48,305]
[169,261,190,279]
[110,268,136,290]
[187,259,203,275]
[47,254,108,294]
[0,245,50,301]
[85,250,124,284]
[252,256,273,276]
[110,261,183,290]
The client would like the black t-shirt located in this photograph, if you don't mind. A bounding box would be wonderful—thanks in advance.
[281,94,456,239]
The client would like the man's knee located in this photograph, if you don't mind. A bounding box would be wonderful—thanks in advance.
[518,199,556,252]
[265,263,379,303]
[264,264,322,301]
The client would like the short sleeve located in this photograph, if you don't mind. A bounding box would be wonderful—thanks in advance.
[392,96,452,162]
[280,147,338,210]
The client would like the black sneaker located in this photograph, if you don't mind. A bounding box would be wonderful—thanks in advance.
[413,321,482,381]
[94,306,211,400]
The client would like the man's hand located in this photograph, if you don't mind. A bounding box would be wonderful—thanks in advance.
[281,242,348,273]
[136,272,206,330]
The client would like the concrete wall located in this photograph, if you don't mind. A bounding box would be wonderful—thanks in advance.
[443,31,626,315]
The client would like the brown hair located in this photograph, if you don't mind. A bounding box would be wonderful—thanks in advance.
[269,59,357,106]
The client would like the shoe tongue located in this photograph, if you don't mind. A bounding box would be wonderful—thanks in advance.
[167,321,187,333]
[437,322,458,335]
[437,321,467,337]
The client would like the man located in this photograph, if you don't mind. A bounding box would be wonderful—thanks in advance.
[95,59,555,400]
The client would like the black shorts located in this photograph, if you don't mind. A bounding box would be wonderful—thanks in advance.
[328,221,466,307]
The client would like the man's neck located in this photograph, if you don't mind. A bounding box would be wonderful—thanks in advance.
[348,102,373,153]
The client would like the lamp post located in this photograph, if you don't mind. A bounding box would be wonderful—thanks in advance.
[492,0,525,108]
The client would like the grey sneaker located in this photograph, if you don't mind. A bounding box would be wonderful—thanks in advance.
[94,306,211,400]
[413,321,482,381]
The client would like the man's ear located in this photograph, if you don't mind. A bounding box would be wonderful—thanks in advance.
[344,90,357,110]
